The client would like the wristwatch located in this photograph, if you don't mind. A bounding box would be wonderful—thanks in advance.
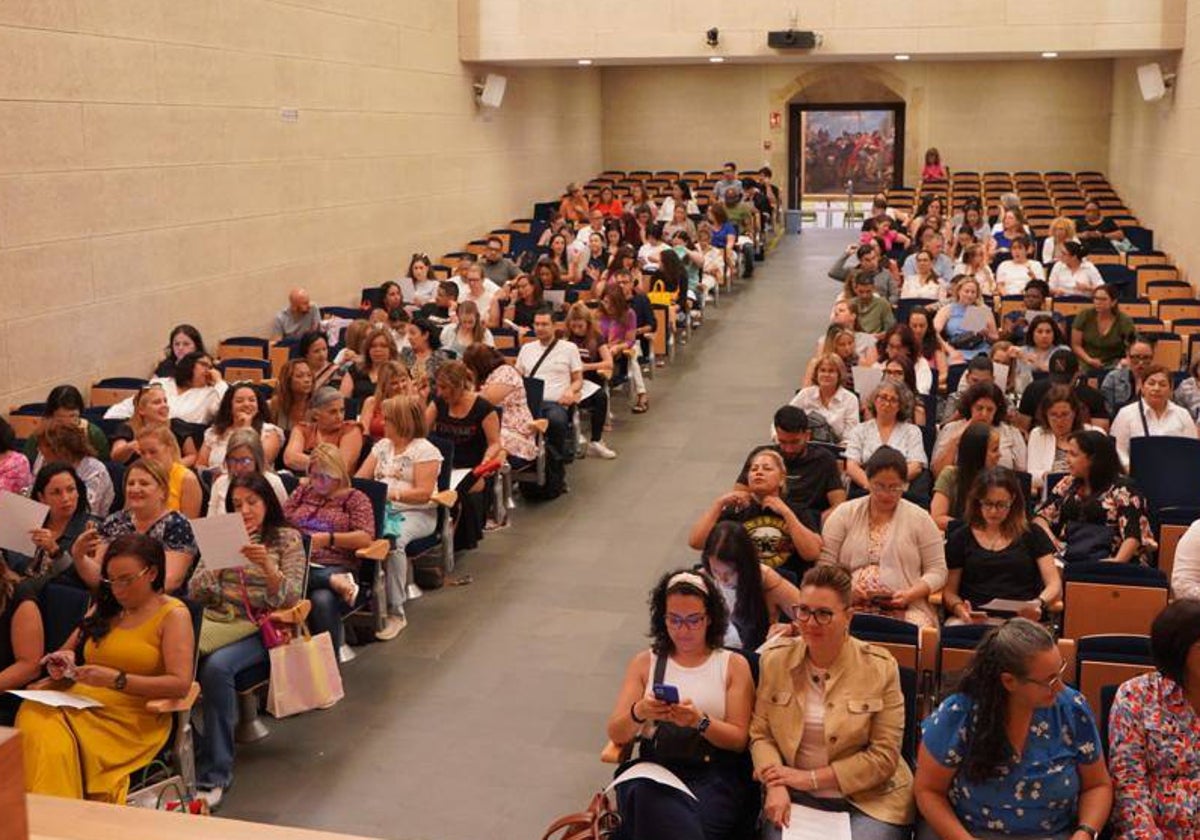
[1074,824,1099,840]
[113,670,128,691]
[697,713,711,735]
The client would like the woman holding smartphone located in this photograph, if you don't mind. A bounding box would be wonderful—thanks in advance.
[605,569,755,840]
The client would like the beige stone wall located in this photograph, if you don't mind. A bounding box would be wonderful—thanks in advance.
[601,60,1113,196]
[1108,1,1199,284]
[461,0,1184,63]
[0,2,601,409]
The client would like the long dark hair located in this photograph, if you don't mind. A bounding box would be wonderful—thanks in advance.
[81,533,166,644]
[212,383,268,436]
[954,422,995,519]
[656,248,687,294]
[648,568,728,656]
[906,307,938,358]
[700,522,767,650]
[410,317,442,351]
[1071,429,1122,493]
[461,344,507,387]
[225,473,288,546]
[160,325,205,370]
[43,385,86,418]
[958,618,1056,782]
[0,417,15,455]
[31,461,90,520]
[174,351,212,388]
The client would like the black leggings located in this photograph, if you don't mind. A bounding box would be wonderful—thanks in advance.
[581,388,609,442]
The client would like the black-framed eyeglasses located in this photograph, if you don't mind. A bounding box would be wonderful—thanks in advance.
[790,605,837,625]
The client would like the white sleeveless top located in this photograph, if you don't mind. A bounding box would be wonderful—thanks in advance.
[645,649,730,720]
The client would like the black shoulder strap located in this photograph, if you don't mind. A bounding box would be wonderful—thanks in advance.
[528,338,559,379]
[653,651,668,685]
[1137,396,1150,438]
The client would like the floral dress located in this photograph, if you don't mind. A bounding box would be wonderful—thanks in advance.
[1036,475,1156,563]
[921,688,1104,836]
[1108,671,1200,840]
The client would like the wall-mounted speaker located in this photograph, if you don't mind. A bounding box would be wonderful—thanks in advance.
[474,73,508,109]
[1137,62,1174,102]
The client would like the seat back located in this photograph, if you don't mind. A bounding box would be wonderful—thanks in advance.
[936,623,989,700]
[1076,634,1153,728]
[522,376,545,418]
[38,583,92,653]
[1129,436,1200,518]
[1062,563,1169,638]
[7,403,44,439]
[90,377,148,407]
[1158,523,1188,581]
[217,358,271,382]
[217,337,269,361]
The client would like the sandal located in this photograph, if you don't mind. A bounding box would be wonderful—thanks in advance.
[632,398,649,414]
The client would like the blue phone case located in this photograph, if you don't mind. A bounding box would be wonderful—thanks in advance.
[652,683,680,704]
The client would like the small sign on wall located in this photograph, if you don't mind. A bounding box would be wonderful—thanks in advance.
[763,140,773,151]
[769,111,782,130]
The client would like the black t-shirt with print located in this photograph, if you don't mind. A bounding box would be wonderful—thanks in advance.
[718,500,797,570]
[735,444,841,516]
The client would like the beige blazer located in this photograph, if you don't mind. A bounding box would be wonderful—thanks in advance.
[749,636,915,826]
[818,496,947,624]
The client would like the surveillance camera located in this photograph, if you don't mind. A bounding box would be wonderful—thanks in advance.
[706,27,719,47]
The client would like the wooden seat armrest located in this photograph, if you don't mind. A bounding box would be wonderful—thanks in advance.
[146,681,200,714]
[355,539,390,562]
[528,418,550,435]
[430,489,459,508]
[600,739,632,765]
[929,591,944,607]
[267,599,311,625]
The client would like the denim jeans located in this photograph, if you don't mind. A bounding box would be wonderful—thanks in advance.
[196,634,268,789]
[540,401,574,460]
[762,806,909,840]
[385,509,436,615]
[307,565,349,650]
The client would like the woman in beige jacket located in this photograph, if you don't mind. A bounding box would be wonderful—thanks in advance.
[751,564,915,838]
[819,446,947,627]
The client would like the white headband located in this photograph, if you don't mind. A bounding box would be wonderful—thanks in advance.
[668,571,709,595]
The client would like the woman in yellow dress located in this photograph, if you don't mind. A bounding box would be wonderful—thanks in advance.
[19,532,194,802]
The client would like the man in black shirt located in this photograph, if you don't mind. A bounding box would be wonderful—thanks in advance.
[733,406,845,528]
[1015,348,1109,433]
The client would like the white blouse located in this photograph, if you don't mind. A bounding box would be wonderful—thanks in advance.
[900,275,944,302]
[995,259,1047,296]
[1048,261,1103,297]
[104,377,228,425]
[1110,398,1198,469]
[789,386,861,442]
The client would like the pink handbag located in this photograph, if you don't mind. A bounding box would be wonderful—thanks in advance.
[266,626,345,718]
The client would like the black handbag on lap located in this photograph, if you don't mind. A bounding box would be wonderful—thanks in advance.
[637,654,714,768]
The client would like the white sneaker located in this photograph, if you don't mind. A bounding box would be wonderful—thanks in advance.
[587,441,618,459]
[375,614,407,641]
[196,787,225,811]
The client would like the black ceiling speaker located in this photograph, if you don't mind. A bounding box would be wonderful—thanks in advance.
[767,30,819,50]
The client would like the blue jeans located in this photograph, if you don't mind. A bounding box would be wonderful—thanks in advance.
[307,565,349,650]
[540,401,574,460]
[196,634,268,789]
[916,825,1070,840]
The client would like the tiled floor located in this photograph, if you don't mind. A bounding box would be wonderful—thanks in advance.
[219,229,852,839]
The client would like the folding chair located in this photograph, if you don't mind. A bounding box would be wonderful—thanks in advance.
[1121,299,1154,318]
[90,377,148,407]
[1075,634,1153,743]
[218,337,270,362]
[849,614,937,766]
[217,358,271,382]
[1062,563,1169,639]
[1126,251,1168,269]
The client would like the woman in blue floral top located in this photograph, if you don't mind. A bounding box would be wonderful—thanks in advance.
[915,619,1112,840]
[1108,599,1200,840]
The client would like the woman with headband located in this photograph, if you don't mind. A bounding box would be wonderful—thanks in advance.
[605,569,755,840]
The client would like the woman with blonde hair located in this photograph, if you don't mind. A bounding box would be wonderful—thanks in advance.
[356,395,445,637]
[109,383,172,464]
[1042,216,1080,264]
[135,425,202,519]
[789,353,860,443]
[439,300,494,357]
[358,361,414,442]
[284,443,374,649]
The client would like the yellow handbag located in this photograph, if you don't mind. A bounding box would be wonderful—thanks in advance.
[647,280,674,307]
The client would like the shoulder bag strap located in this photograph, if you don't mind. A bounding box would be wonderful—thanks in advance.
[652,650,668,685]
[528,338,559,379]
[1137,396,1150,438]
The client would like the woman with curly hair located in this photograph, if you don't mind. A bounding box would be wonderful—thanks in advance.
[605,568,754,840]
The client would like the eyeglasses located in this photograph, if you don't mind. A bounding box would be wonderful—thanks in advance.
[1018,661,1068,691]
[790,605,838,625]
[1129,354,1154,363]
[102,567,150,589]
[308,471,337,482]
[226,456,256,469]
[666,613,707,630]
[980,499,1013,511]
[875,394,900,404]
[869,481,908,496]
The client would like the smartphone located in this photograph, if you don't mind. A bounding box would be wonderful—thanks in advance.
[652,684,680,705]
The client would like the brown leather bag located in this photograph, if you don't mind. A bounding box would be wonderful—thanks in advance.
[540,791,620,840]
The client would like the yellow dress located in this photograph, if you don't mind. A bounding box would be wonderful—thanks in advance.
[18,597,187,803]
[166,462,187,512]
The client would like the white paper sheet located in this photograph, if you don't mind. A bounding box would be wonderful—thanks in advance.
[992,362,1011,386]
[190,513,251,571]
[580,379,601,401]
[451,468,472,489]
[0,491,50,556]
[7,690,103,710]
[606,761,696,800]
[851,365,883,398]
[960,305,992,334]
[543,290,566,307]
[782,803,852,840]
[980,598,1037,615]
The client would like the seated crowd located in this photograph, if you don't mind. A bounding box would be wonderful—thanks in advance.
[598,168,1198,839]
[0,164,774,811]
